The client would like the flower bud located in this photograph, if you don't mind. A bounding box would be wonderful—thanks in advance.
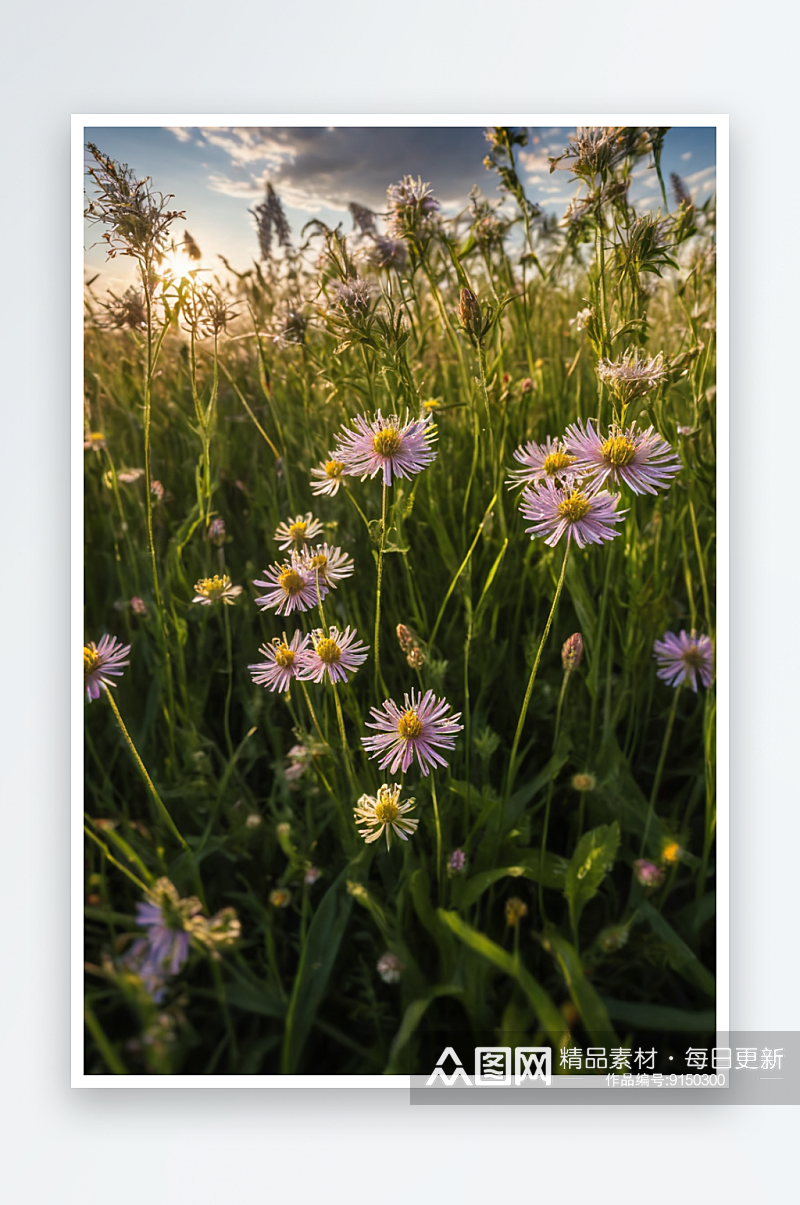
[633,859,665,890]
[396,623,415,652]
[447,849,467,876]
[505,897,528,927]
[457,287,483,344]
[571,772,596,793]
[407,647,425,669]
[208,517,226,546]
[597,924,629,953]
[376,952,404,984]
[562,632,584,672]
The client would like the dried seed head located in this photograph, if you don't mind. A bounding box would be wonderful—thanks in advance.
[562,633,584,672]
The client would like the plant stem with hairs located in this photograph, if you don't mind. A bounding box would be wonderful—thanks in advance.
[104,689,188,850]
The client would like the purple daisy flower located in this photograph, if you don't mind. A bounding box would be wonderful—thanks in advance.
[506,435,577,490]
[363,688,463,777]
[564,419,680,496]
[298,625,369,685]
[310,454,346,497]
[301,543,355,588]
[253,552,327,616]
[334,410,437,486]
[134,878,203,976]
[84,634,131,702]
[653,629,714,692]
[519,479,626,548]
[249,631,312,693]
[273,511,324,552]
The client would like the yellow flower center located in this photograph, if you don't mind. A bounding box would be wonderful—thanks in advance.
[601,435,637,467]
[324,459,344,479]
[542,451,576,475]
[195,574,228,600]
[288,521,308,542]
[315,637,341,665]
[274,645,295,668]
[309,553,328,572]
[84,646,99,673]
[90,431,105,442]
[557,491,591,523]
[373,428,402,458]
[662,842,680,864]
[375,797,399,824]
[278,569,305,596]
[398,709,423,739]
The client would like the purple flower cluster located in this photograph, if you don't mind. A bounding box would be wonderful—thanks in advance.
[332,409,437,487]
[653,629,714,692]
[507,412,681,549]
[122,879,240,1002]
[363,689,463,777]
[250,626,369,691]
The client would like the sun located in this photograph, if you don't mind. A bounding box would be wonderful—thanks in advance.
[159,242,201,282]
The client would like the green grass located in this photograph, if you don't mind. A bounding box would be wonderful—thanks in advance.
[83,130,716,1075]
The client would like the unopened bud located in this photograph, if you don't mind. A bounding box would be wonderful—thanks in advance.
[407,647,425,669]
[597,924,629,953]
[457,287,483,344]
[562,632,583,672]
[376,951,404,984]
[396,623,415,652]
[633,859,665,890]
[447,849,467,875]
[208,517,226,546]
[571,772,596,793]
[505,897,528,927]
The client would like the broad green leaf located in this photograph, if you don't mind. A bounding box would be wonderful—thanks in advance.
[564,822,620,934]
[457,851,568,909]
[601,998,716,1033]
[438,909,564,1044]
[410,869,456,978]
[281,871,353,1073]
[544,931,618,1045]
[638,901,715,998]
[385,985,464,1074]
[223,980,286,1019]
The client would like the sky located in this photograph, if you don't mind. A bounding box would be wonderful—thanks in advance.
[83,124,716,292]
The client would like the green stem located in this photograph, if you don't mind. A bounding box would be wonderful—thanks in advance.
[639,686,681,857]
[538,670,571,923]
[84,824,150,893]
[222,604,234,760]
[104,689,188,850]
[300,681,327,748]
[431,774,442,901]
[374,479,389,697]
[84,1000,128,1074]
[476,342,497,485]
[430,491,497,650]
[505,543,571,806]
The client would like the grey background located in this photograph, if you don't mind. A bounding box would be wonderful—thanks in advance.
[4,1,798,1200]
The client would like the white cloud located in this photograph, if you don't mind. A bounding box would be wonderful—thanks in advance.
[165,126,192,143]
[681,151,692,161]
[519,148,557,177]
[207,173,265,201]
[683,164,716,187]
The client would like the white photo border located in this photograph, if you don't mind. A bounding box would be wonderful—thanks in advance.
[73,113,728,1088]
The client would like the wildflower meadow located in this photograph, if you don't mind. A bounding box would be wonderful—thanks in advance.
[83,126,717,1075]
